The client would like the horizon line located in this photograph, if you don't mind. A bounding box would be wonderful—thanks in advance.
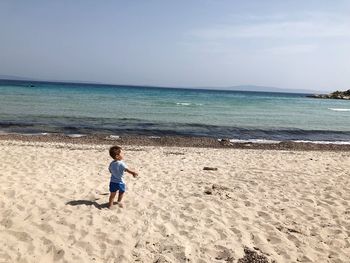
[0,77,324,94]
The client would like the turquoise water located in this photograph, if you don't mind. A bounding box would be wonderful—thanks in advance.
[0,80,349,141]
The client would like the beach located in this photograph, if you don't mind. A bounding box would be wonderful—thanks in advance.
[1,138,349,263]
[2,1,350,262]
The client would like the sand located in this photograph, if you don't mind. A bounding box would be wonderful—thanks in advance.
[0,140,349,263]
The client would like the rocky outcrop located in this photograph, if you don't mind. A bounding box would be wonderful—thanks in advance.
[307,89,350,100]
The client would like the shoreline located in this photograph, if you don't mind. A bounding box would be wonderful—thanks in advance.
[1,133,350,151]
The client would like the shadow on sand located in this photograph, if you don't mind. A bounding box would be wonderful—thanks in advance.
[66,200,109,210]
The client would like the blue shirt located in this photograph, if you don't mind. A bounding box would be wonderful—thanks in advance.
[109,160,127,183]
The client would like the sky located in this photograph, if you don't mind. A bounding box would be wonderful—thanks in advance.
[1,0,350,91]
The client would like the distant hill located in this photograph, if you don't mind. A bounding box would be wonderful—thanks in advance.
[0,75,38,81]
[0,75,104,85]
[224,85,318,94]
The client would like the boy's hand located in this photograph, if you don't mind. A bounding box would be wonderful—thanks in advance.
[133,172,139,178]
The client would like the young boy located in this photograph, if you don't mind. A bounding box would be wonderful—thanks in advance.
[108,145,138,208]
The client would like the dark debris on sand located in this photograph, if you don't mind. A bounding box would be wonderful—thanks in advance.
[237,247,275,263]
[204,184,233,199]
[203,167,218,171]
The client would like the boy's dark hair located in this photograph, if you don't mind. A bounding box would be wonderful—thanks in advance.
[109,146,122,159]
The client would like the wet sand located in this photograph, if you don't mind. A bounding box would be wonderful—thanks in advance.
[1,133,350,151]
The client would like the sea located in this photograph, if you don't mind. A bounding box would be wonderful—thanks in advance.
[0,80,349,144]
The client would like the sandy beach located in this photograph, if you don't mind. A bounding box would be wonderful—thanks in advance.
[0,139,350,263]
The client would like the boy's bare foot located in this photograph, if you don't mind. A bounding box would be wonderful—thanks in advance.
[118,202,124,208]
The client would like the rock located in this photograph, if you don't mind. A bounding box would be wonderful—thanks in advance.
[105,135,120,140]
[203,167,218,171]
[307,89,350,100]
[204,189,213,195]
[220,138,232,146]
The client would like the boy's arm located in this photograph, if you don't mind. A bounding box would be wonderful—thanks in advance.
[125,168,138,177]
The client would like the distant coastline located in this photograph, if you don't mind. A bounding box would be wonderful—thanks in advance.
[307,90,350,100]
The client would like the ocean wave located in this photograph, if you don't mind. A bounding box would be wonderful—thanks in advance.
[1,120,350,142]
[226,139,350,145]
[22,132,49,136]
[328,108,350,112]
[293,140,350,145]
[176,102,203,106]
[0,131,50,136]
[66,134,86,138]
[228,139,281,144]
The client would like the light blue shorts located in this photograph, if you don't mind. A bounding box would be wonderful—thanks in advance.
[109,182,126,193]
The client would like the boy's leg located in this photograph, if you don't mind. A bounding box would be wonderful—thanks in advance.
[117,192,124,207]
[108,192,117,208]
[116,183,126,208]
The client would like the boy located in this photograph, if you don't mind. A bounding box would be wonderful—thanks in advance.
[108,145,138,208]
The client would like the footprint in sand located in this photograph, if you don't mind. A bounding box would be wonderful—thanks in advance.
[0,218,13,228]
[38,246,65,263]
[257,211,272,221]
[8,230,33,242]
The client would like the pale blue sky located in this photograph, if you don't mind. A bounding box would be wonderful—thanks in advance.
[1,1,350,91]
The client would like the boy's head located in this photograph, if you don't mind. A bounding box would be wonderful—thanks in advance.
[109,146,123,160]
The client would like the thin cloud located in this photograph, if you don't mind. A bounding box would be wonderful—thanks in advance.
[191,14,350,39]
[265,44,317,55]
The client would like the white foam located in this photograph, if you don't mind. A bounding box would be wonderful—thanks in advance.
[176,102,191,106]
[225,139,281,144]
[220,138,350,145]
[67,134,86,138]
[293,140,350,145]
[328,108,350,112]
[176,102,203,106]
[149,136,161,139]
[21,132,50,136]
[0,131,50,136]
